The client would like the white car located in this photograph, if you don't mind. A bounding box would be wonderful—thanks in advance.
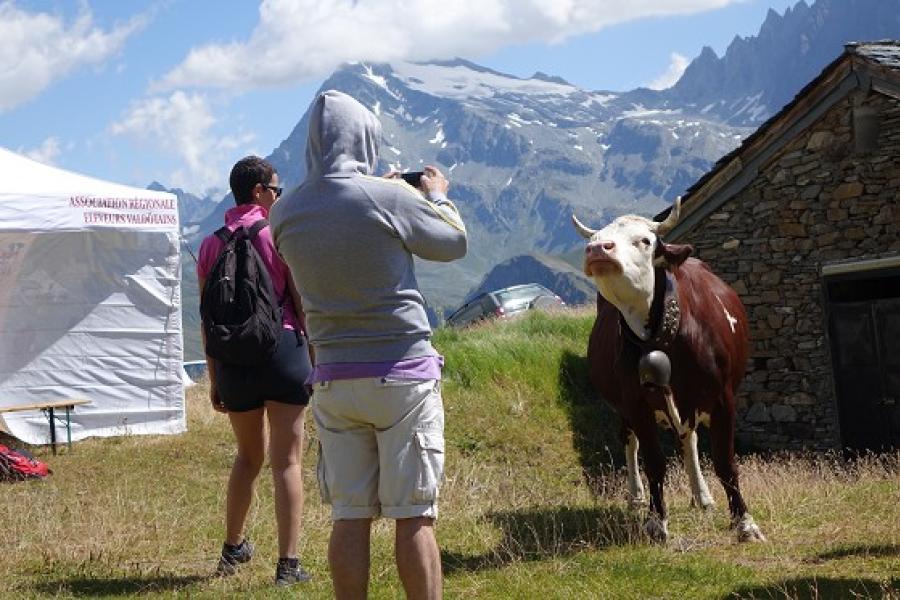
[445,283,565,328]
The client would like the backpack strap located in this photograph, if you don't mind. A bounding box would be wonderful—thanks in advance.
[247,219,269,240]
[242,218,286,308]
[213,219,267,244]
[214,226,234,243]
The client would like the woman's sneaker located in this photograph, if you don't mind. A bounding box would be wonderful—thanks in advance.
[216,539,254,576]
[275,557,312,586]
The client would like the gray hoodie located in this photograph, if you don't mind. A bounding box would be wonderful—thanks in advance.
[270,90,467,364]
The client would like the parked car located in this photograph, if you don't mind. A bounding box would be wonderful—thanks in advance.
[445,283,565,328]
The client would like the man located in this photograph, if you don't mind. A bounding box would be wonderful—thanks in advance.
[271,89,467,600]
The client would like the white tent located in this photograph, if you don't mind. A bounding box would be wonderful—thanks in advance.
[0,147,185,444]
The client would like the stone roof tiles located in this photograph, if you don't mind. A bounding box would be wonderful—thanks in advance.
[848,40,900,70]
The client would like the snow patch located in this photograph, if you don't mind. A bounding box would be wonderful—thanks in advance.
[362,64,388,90]
[507,112,543,127]
[623,105,681,119]
[580,93,617,108]
[429,126,445,145]
[731,92,765,120]
[392,61,577,100]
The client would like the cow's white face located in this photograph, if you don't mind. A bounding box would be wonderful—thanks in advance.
[572,198,683,339]
[583,216,660,334]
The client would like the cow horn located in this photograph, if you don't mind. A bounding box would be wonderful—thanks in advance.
[571,214,598,239]
[653,196,682,236]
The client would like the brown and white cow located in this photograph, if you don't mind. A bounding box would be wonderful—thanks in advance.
[572,198,765,543]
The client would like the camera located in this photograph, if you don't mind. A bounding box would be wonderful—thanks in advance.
[400,171,424,188]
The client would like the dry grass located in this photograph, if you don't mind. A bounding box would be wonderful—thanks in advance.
[1,309,898,599]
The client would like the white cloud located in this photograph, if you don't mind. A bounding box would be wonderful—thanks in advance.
[646,52,690,90]
[0,3,145,113]
[157,0,736,91]
[110,91,255,193]
[19,137,62,165]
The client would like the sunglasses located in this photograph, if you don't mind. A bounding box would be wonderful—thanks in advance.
[263,183,283,198]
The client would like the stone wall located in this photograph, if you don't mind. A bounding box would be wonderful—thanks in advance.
[684,91,900,451]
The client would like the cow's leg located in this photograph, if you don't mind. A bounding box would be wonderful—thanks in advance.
[634,420,668,543]
[623,428,645,506]
[710,403,765,542]
[660,385,715,511]
[681,428,714,510]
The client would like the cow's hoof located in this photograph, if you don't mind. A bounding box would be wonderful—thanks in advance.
[733,514,766,543]
[642,515,668,544]
[690,496,715,511]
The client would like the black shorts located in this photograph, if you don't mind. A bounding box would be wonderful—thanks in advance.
[214,329,313,413]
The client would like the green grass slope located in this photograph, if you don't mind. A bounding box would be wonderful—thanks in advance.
[2,309,898,599]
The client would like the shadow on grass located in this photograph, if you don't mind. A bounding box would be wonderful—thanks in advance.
[442,504,641,574]
[815,543,900,561]
[557,350,622,483]
[35,574,209,597]
[724,576,899,599]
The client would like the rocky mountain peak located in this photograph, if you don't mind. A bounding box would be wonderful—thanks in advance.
[665,0,898,126]
[532,71,573,86]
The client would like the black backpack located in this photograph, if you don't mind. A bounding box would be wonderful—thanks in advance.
[200,219,282,366]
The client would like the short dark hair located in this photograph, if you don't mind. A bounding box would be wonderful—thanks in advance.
[229,156,276,205]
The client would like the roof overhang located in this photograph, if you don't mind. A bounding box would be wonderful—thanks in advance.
[821,254,900,277]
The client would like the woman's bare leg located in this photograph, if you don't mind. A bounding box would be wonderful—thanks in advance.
[266,401,308,557]
[225,408,266,545]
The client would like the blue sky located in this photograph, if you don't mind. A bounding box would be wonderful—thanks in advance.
[0,0,800,197]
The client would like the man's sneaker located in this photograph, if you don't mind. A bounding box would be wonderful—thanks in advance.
[216,539,254,576]
[275,557,312,586]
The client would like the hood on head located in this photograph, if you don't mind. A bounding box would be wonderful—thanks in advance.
[305,89,381,179]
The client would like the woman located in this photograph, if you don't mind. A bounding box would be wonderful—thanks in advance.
[197,155,312,586]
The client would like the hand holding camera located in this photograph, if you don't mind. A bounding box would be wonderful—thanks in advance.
[400,171,424,187]
[420,166,449,195]
[389,165,449,195]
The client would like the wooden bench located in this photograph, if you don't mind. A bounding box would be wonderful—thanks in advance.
[0,399,90,454]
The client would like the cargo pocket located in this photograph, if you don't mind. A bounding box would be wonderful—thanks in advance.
[315,441,331,504]
[413,430,445,503]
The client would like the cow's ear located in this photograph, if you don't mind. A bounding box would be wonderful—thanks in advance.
[653,241,693,268]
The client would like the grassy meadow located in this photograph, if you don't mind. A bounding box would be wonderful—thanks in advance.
[2,309,898,599]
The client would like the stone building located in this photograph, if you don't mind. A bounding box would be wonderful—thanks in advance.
[663,42,900,453]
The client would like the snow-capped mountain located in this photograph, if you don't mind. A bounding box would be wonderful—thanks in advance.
[186,0,896,317]
[243,59,745,313]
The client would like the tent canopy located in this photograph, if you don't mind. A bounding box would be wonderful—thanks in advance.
[0,147,185,444]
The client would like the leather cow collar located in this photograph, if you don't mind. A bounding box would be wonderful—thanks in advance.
[621,268,681,352]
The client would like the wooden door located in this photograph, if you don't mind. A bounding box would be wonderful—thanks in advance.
[829,298,900,452]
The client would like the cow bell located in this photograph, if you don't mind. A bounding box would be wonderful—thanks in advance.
[639,350,672,388]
